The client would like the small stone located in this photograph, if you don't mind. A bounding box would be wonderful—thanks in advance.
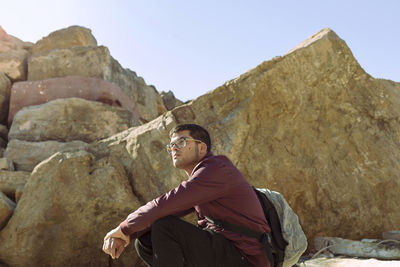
[0,158,14,171]
[15,185,24,203]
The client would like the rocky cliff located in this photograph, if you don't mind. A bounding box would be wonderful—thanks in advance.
[0,26,399,266]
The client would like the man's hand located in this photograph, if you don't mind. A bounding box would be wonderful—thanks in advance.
[103,226,130,259]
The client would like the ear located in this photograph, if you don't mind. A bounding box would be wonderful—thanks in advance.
[199,142,207,155]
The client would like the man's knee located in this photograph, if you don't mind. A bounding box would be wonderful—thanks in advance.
[135,232,153,266]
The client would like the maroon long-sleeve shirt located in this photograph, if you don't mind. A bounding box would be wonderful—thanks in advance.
[120,152,270,267]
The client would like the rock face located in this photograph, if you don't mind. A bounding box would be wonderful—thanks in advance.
[8,75,141,125]
[8,97,138,143]
[31,25,97,55]
[4,139,89,172]
[0,151,143,267]
[0,73,11,124]
[28,45,166,123]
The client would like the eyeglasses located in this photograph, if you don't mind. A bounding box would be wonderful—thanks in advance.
[166,137,203,154]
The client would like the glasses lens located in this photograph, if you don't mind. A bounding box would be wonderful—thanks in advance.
[166,137,187,154]
[166,144,172,154]
[176,138,186,149]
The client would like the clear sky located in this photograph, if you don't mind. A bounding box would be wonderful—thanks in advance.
[1,0,399,101]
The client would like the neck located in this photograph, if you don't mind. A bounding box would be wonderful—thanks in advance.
[184,152,208,176]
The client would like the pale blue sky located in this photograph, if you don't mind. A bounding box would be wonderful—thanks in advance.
[2,1,399,101]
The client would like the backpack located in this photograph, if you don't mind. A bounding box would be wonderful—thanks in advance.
[206,187,307,267]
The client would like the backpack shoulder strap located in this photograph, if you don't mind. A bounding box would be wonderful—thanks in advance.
[252,187,288,251]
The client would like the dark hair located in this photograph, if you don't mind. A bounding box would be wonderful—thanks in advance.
[169,124,211,152]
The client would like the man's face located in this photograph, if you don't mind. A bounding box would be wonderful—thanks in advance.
[169,130,202,172]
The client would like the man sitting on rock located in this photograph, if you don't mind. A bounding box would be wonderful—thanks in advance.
[103,124,271,267]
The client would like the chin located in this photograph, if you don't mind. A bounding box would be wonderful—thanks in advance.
[173,161,185,170]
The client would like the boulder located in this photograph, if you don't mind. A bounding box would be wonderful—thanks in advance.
[8,75,141,125]
[0,192,15,230]
[0,170,30,199]
[4,139,89,171]
[0,150,143,267]
[0,49,28,81]
[8,97,138,143]
[178,28,400,246]
[28,45,166,122]
[31,25,97,55]
[0,26,33,53]
[0,73,11,124]
[160,90,184,110]
[0,158,14,171]
[93,28,400,247]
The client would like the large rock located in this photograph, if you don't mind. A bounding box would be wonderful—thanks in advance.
[28,45,167,123]
[0,192,15,230]
[184,29,400,244]
[4,139,89,171]
[0,73,11,124]
[0,49,28,81]
[0,170,30,198]
[93,28,400,247]
[31,25,97,55]
[8,97,138,143]
[0,150,143,267]
[8,75,140,125]
[0,26,33,53]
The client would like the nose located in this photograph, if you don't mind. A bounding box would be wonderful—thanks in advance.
[171,144,180,152]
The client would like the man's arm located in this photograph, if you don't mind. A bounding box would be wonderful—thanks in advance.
[119,158,241,236]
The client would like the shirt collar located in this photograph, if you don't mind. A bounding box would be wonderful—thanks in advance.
[190,152,214,177]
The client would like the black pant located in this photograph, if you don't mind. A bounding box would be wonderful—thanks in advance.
[134,216,251,267]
